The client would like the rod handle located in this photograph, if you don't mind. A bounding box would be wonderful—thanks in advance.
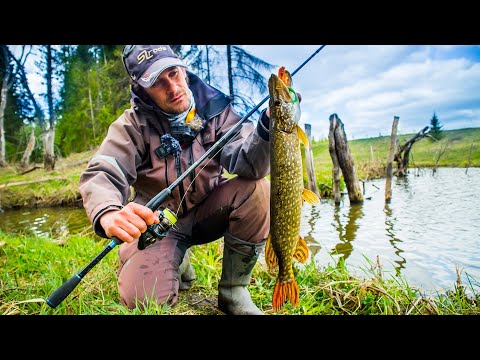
[45,274,81,308]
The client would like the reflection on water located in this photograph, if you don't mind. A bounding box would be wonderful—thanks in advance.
[331,203,364,262]
[304,202,321,261]
[384,204,406,277]
[301,168,480,296]
[0,207,91,238]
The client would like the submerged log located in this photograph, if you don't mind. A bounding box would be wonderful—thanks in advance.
[328,114,363,204]
[304,124,321,198]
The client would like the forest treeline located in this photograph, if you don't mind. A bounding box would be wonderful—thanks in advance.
[0,45,275,169]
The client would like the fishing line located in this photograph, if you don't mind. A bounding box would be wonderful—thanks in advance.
[173,45,329,217]
[174,128,243,217]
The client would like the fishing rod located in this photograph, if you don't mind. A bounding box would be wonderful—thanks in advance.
[45,44,327,309]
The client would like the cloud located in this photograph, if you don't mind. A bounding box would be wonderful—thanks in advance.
[245,45,480,140]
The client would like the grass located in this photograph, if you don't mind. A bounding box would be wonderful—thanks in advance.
[1,231,478,315]
[0,149,96,209]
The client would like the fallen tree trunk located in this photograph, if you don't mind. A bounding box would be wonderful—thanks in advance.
[394,126,430,177]
[19,165,42,175]
[0,176,67,188]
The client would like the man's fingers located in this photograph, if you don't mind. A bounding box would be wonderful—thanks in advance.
[128,203,158,225]
[108,226,136,243]
[101,203,161,243]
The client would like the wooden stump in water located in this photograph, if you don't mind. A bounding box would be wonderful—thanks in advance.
[328,114,363,204]
[385,116,399,203]
[304,124,321,198]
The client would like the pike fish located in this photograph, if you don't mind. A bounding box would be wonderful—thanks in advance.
[265,67,320,312]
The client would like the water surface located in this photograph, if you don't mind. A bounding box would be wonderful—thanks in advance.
[301,167,480,295]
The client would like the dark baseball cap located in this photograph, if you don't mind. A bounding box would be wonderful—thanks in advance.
[122,45,186,88]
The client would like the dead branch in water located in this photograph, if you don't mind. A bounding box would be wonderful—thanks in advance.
[432,140,451,173]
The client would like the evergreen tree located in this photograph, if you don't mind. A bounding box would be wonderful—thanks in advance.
[176,45,275,117]
[430,112,443,140]
[225,45,275,116]
[56,45,129,156]
[4,87,26,162]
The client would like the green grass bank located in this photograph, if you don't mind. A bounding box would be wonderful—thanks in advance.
[1,231,478,315]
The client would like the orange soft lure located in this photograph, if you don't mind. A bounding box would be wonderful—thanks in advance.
[278,66,292,87]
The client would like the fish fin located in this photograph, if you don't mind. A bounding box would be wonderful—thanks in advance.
[273,278,299,312]
[302,188,320,204]
[293,235,309,263]
[296,125,309,147]
[265,234,278,270]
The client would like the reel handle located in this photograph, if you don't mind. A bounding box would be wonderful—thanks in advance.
[138,208,178,250]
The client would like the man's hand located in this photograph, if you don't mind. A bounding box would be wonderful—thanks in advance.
[100,202,160,243]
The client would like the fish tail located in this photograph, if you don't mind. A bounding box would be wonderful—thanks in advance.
[272,278,299,312]
[265,234,278,270]
[293,235,309,263]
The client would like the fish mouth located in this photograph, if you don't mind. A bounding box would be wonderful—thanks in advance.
[269,74,294,103]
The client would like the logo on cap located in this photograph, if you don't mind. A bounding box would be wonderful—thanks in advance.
[137,46,168,64]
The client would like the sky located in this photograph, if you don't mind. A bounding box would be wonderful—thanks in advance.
[243,45,480,141]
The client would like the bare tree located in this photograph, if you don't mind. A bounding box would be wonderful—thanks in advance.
[181,45,221,85]
[394,126,431,177]
[227,45,234,99]
[173,45,273,116]
[20,126,36,168]
[43,45,56,170]
[27,45,62,170]
[225,45,274,115]
[9,47,46,169]
[0,45,30,167]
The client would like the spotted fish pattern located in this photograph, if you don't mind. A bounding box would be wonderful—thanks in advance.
[266,67,320,312]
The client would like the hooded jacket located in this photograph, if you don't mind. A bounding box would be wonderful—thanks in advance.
[79,71,271,238]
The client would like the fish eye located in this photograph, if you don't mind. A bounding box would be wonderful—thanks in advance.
[274,100,281,106]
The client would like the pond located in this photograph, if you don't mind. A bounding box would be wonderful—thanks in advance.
[301,167,480,296]
[0,167,478,296]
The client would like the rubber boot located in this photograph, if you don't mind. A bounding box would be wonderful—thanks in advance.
[218,232,266,315]
[179,248,196,290]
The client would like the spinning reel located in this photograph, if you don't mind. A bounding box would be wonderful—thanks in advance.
[137,208,178,250]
